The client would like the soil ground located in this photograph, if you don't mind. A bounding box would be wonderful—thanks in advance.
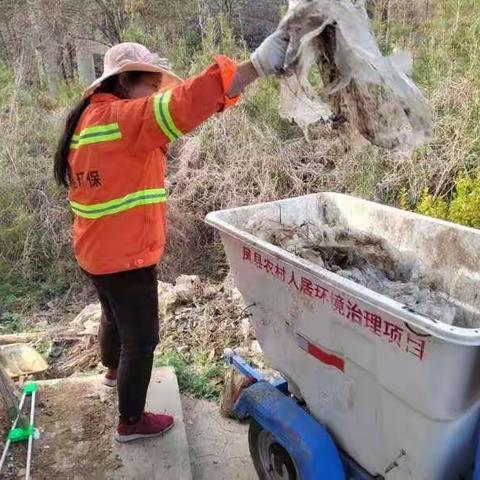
[1,378,121,480]
[0,377,256,480]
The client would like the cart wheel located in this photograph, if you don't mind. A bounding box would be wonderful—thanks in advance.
[248,420,300,480]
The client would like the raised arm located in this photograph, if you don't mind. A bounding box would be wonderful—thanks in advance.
[117,30,289,157]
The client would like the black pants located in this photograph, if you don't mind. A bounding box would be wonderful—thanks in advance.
[84,266,159,422]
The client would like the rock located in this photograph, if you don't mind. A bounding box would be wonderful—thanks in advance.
[176,274,201,289]
[173,285,195,303]
[0,344,48,377]
[71,304,101,328]
[82,319,100,336]
[158,281,178,320]
[48,345,63,359]
[174,275,202,303]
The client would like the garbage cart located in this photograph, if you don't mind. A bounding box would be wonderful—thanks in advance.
[206,193,480,480]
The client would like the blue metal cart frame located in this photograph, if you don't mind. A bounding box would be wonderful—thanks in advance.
[228,354,480,480]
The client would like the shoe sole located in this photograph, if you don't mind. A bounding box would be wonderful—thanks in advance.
[102,378,117,388]
[115,422,175,443]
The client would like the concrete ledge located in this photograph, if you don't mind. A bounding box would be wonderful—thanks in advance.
[33,368,192,480]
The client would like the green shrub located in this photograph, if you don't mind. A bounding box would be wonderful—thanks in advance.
[415,172,480,228]
[416,187,449,220]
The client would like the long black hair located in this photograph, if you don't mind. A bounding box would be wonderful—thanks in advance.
[54,72,148,188]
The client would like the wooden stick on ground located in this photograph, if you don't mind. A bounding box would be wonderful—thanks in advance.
[0,329,81,346]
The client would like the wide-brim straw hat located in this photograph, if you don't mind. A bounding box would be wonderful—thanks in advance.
[83,42,182,97]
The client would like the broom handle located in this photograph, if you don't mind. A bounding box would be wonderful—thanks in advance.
[25,390,36,480]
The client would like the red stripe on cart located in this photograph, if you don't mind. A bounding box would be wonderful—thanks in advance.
[296,334,345,372]
[308,343,345,372]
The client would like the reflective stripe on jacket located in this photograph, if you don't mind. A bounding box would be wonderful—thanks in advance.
[68,55,239,274]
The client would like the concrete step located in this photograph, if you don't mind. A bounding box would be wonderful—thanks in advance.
[29,368,192,480]
[110,367,192,480]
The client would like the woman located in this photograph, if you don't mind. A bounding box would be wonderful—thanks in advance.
[54,33,288,443]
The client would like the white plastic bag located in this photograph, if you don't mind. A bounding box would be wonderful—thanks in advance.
[278,0,433,154]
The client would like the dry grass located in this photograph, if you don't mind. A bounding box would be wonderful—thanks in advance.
[0,70,81,315]
[157,0,480,279]
[161,90,343,278]
[1,0,479,307]
[156,276,250,357]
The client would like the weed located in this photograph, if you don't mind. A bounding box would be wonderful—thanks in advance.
[154,350,225,400]
[0,311,23,334]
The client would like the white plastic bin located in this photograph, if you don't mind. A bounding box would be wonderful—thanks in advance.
[206,193,480,480]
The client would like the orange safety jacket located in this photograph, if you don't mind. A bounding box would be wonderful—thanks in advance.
[68,56,239,275]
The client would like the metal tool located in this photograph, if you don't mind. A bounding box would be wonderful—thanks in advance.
[25,384,36,480]
[0,383,38,479]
